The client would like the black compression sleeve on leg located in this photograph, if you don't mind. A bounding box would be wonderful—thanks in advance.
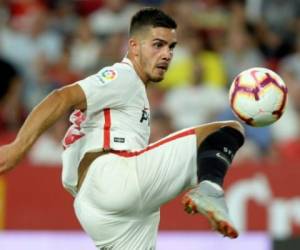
[197,126,244,186]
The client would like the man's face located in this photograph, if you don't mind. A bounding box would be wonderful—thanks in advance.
[137,27,177,82]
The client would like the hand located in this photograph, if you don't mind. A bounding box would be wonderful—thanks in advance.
[0,143,24,175]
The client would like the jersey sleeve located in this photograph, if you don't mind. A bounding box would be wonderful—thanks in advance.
[77,66,136,112]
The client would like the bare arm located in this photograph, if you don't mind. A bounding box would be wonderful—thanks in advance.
[0,83,86,174]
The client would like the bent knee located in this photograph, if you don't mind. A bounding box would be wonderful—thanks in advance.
[194,120,244,146]
[220,120,244,135]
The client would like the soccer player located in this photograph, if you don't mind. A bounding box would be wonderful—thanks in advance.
[0,7,244,249]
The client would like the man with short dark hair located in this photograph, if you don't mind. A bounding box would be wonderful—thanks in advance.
[0,7,244,249]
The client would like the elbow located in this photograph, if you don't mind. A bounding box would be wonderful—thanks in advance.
[49,88,70,111]
[50,84,86,111]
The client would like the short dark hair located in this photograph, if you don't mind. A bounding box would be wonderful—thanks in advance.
[129,7,177,35]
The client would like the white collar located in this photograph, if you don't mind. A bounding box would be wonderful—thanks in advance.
[121,57,133,67]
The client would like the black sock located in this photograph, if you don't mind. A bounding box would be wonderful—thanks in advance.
[197,127,244,186]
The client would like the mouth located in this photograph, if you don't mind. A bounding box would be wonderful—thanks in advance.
[156,64,168,71]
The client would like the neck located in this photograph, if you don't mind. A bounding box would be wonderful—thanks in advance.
[127,53,149,87]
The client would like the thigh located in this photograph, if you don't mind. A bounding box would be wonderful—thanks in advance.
[114,128,198,212]
[111,121,243,211]
[77,154,142,213]
[74,154,159,249]
[74,195,160,249]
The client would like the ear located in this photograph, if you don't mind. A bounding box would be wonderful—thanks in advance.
[128,38,139,56]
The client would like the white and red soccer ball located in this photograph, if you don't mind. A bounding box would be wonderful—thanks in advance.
[229,67,288,127]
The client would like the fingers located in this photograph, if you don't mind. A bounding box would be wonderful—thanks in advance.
[0,164,16,175]
[0,144,19,175]
[0,164,9,175]
[0,158,15,175]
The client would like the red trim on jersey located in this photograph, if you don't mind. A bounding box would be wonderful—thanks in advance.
[103,108,111,149]
[112,128,195,157]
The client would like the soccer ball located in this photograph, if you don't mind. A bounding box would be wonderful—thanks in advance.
[229,67,288,127]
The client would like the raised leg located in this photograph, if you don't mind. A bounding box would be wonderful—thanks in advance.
[183,120,245,238]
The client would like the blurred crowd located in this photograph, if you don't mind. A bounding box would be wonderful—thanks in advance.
[1,0,300,165]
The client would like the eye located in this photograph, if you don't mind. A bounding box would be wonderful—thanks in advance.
[169,43,177,51]
[153,42,163,49]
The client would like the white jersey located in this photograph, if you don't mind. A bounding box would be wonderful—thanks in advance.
[61,58,151,195]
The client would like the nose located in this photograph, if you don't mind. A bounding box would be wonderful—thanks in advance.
[162,47,173,61]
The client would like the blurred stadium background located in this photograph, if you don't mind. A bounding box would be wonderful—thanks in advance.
[1,0,300,249]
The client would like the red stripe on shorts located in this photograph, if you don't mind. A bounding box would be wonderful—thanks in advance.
[112,128,195,157]
[103,108,111,149]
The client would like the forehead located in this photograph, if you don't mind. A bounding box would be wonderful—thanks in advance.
[146,27,177,43]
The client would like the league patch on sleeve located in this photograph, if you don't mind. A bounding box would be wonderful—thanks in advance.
[96,67,118,84]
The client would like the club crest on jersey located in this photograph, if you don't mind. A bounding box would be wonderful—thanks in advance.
[97,68,117,84]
